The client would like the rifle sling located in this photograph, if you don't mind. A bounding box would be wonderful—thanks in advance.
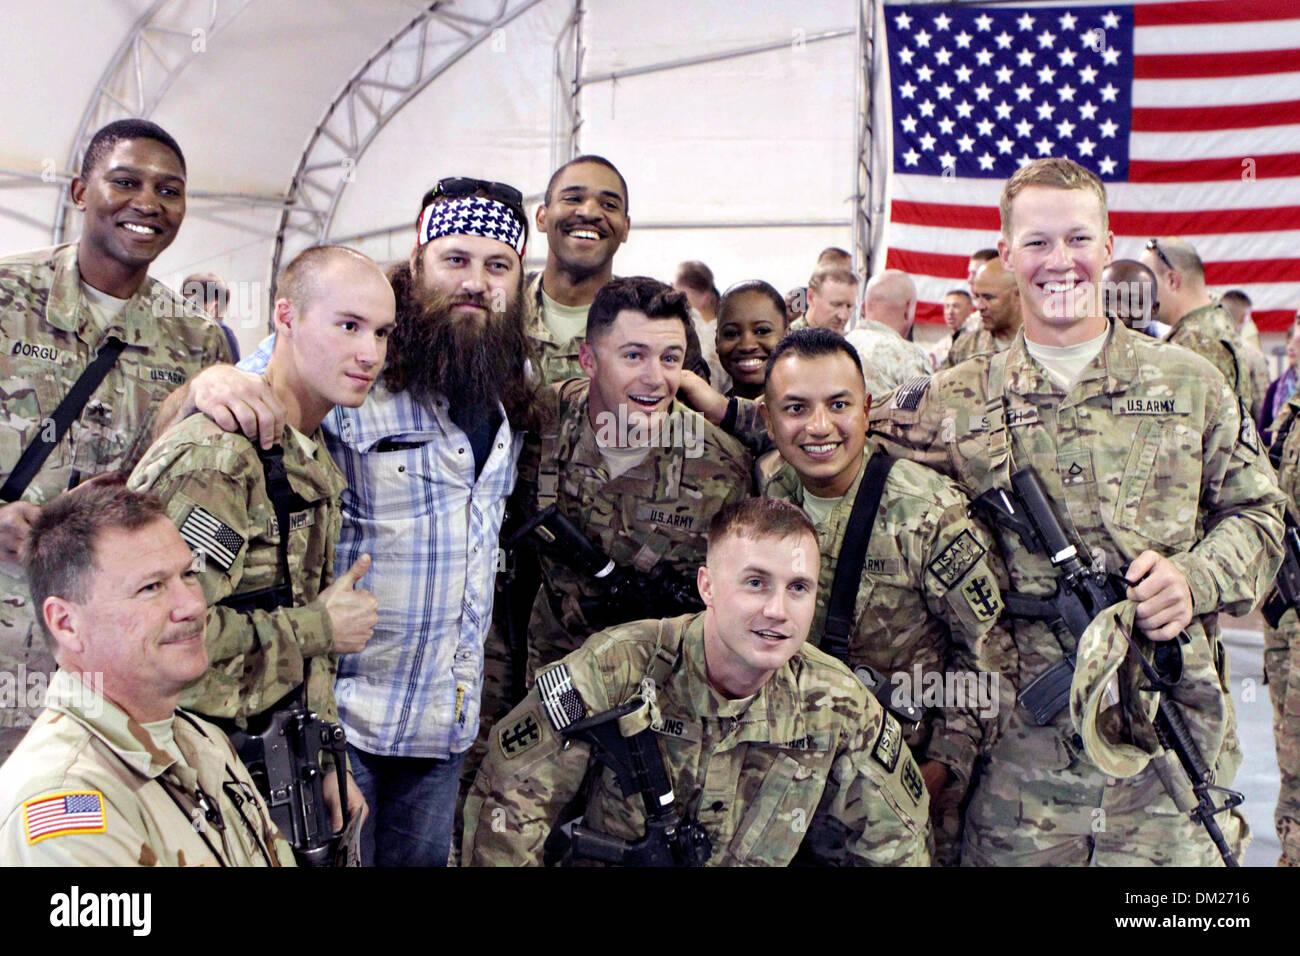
[0,335,126,502]
[823,452,896,664]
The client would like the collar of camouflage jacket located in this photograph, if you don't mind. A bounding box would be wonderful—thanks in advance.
[1003,319,1142,400]
[45,243,167,349]
[669,613,812,747]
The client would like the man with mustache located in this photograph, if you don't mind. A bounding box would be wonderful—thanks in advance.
[527,156,632,384]
[943,256,1022,369]
[167,177,543,866]
[130,246,395,837]
[0,484,294,866]
[0,119,232,763]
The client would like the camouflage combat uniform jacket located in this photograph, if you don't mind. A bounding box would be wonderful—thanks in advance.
[758,447,1013,793]
[844,320,930,405]
[943,327,1014,369]
[1263,393,1300,864]
[1166,302,1253,413]
[464,613,931,866]
[130,416,343,725]
[0,244,230,747]
[868,320,1285,864]
[0,669,294,866]
[516,378,752,679]
[524,271,585,385]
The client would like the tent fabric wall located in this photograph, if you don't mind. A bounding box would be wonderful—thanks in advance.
[1,1,865,354]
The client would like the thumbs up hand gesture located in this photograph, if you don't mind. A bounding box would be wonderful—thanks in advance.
[320,554,379,654]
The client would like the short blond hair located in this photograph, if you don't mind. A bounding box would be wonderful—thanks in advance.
[999,157,1109,237]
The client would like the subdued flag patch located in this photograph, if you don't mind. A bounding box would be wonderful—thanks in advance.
[179,506,245,572]
[23,791,106,844]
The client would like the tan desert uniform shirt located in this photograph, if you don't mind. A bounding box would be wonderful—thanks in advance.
[129,417,343,725]
[516,379,752,678]
[464,613,931,866]
[0,244,231,738]
[0,669,294,866]
[867,322,1284,775]
[759,447,1013,787]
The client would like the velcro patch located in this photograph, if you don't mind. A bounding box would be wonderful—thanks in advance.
[497,710,543,760]
[927,529,986,588]
[863,557,902,576]
[892,376,931,411]
[179,507,245,572]
[23,791,106,844]
[267,511,315,536]
[900,757,925,807]
[1239,399,1260,455]
[651,716,702,743]
[872,714,903,773]
[634,504,695,532]
[537,664,586,731]
[1004,406,1039,428]
[961,571,1003,622]
[1112,396,1189,416]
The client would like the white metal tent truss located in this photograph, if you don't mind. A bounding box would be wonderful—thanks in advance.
[13,1,880,314]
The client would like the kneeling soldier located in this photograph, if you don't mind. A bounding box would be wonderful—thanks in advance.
[464,497,931,866]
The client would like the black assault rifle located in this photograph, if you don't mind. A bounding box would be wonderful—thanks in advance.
[972,465,1244,866]
[506,505,704,630]
[560,699,712,866]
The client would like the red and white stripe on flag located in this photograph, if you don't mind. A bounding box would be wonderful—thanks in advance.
[877,0,1300,332]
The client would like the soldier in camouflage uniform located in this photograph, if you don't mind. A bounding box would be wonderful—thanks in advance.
[0,121,231,761]
[525,156,631,385]
[868,159,1285,866]
[756,328,1013,864]
[0,485,294,866]
[464,497,931,866]
[1263,391,1300,865]
[843,270,931,405]
[944,257,1021,369]
[514,277,752,682]
[130,247,395,829]
[1141,236,1254,413]
[801,266,856,335]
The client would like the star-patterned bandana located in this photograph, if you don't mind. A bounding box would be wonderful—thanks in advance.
[417,196,526,256]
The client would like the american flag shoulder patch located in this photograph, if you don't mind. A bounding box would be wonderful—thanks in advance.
[892,376,931,411]
[179,506,245,572]
[23,791,107,844]
[536,664,586,732]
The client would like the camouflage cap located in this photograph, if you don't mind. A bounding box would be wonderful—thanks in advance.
[1070,599,1162,778]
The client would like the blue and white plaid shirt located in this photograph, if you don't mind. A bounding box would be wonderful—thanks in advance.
[240,337,521,757]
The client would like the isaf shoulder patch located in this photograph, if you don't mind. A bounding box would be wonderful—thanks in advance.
[179,506,245,573]
[892,376,931,411]
[497,710,543,760]
[23,791,106,844]
[872,713,903,773]
[537,664,586,731]
[927,529,987,588]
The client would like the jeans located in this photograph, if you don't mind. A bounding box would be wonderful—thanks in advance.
[348,744,467,867]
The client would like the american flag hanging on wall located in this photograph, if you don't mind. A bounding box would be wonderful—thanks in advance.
[875,0,1300,332]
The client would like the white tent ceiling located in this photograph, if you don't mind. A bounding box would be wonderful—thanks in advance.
[0,0,868,352]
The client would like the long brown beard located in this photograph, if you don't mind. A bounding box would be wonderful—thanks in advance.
[384,262,540,429]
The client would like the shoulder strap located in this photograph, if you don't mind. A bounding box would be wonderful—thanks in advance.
[1271,405,1298,470]
[823,453,897,663]
[0,335,126,502]
[645,616,689,687]
[256,444,296,607]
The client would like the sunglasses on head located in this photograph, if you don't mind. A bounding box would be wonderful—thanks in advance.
[431,177,525,209]
[1146,238,1174,273]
